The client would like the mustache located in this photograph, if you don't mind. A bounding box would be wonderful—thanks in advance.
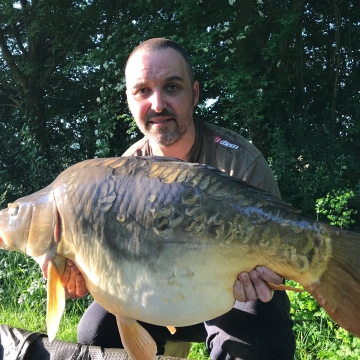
[145,109,176,122]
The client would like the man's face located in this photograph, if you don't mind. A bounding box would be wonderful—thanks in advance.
[125,48,199,147]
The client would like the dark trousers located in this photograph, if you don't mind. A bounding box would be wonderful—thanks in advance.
[77,291,295,360]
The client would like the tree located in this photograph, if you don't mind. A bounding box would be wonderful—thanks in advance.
[0,0,359,230]
[0,0,123,198]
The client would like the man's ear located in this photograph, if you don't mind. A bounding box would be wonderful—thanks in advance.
[193,81,200,106]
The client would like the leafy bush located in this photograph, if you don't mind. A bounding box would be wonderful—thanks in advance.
[316,189,358,229]
[287,281,360,359]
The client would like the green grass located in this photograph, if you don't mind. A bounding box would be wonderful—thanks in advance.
[0,251,92,342]
[0,305,80,342]
[188,343,210,360]
[1,251,360,359]
[287,280,360,360]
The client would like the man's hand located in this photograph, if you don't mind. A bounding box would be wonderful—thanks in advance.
[234,266,282,303]
[60,259,89,299]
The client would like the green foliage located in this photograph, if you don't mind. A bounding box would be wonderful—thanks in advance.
[0,250,92,341]
[1,0,359,230]
[0,192,6,208]
[316,189,358,229]
[1,0,360,358]
[189,342,210,360]
[287,281,360,359]
[0,252,46,312]
[0,251,93,320]
[1,0,359,229]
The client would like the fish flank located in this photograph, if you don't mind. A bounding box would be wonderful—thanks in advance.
[2,155,360,358]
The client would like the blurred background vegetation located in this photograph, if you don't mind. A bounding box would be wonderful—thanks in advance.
[0,0,359,358]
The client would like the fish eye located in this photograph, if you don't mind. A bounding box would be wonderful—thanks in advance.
[8,204,19,217]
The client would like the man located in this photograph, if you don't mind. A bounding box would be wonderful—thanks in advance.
[62,38,295,359]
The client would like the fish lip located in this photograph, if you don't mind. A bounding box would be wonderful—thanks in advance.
[42,261,49,279]
[33,253,52,279]
[0,229,8,250]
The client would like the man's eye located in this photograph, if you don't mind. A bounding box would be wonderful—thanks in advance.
[166,84,179,91]
[136,88,150,95]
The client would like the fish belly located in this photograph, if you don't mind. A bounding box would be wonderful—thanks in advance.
[78,242,252,326]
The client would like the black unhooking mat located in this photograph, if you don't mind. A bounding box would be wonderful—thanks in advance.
[0,325,186,360]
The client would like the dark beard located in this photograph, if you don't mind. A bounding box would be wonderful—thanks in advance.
[146,121,182,146]
[144,107,194,146]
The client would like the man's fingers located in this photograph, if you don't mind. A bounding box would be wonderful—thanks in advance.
[255,266,283,285]
[234,279,247,302]
[249,270,273,303]
[60,259,88,299]
[67,268,77,294]
[60,265,71,287]
[237,273,259,301]
[75,273,89,297]
[234,268,278,303]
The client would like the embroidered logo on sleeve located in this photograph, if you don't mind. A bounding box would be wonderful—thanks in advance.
[214,136,239,149]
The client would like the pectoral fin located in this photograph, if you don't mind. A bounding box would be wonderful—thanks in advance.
[116,315,157,360]
[46,260,66,342]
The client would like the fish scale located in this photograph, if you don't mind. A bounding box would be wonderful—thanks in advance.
[1,155,360,360]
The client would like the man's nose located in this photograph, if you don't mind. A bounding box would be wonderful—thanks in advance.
[150,90,166,112]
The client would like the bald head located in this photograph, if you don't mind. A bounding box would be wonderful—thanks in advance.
[126,38,195,85]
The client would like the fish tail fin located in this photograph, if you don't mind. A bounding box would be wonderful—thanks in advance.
[46,261,66,342]
[304,228,360,337]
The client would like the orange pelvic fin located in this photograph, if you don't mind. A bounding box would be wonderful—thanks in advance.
[116,315,157,360]
[167,326,177,334]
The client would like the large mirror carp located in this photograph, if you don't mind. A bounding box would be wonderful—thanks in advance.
[1,156,360,360]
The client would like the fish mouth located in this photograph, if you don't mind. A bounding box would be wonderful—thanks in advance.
[0,230,8,250]
[42,261,49,279]
[32,253,51,279]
